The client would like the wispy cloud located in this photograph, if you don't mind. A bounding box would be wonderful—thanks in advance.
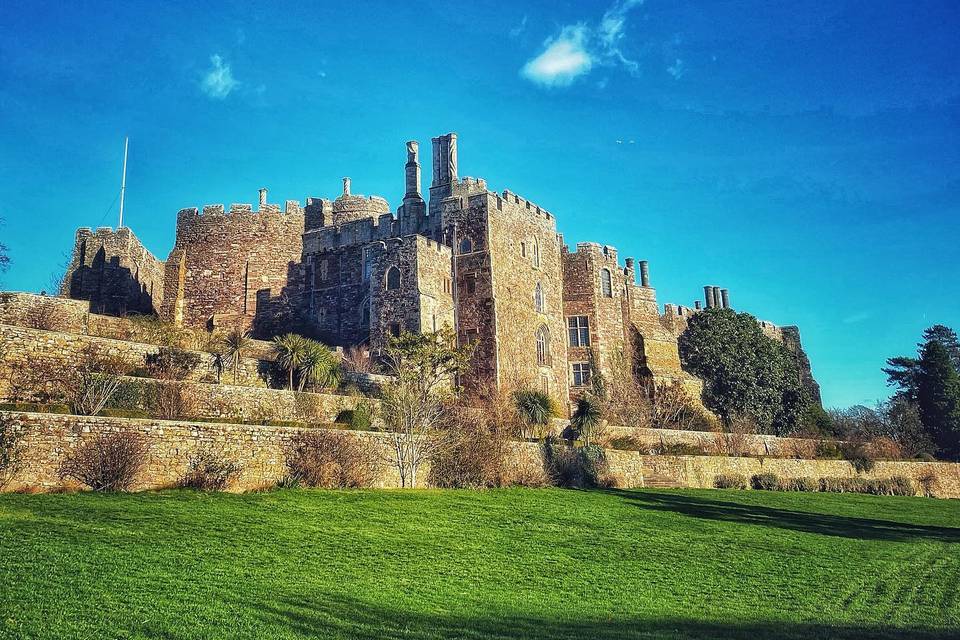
[509,15,528,39]
[521,24,593,87]
[520,0,644,87]
[843,311,873,325]
[200,54,238,99]
[667,58,685,79]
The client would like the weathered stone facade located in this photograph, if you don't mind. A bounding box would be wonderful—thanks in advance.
[62,226,165,316]
[60,132,819,409]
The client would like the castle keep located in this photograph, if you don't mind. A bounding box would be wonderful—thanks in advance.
[61,133,820,406]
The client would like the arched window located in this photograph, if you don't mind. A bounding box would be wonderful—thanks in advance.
[600,268,613,298]
[385,266,401,291]
[459,238,473,254]
[534,282,545,313]
[535,325,550,366]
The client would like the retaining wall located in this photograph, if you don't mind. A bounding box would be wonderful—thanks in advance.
[2,412,957,497]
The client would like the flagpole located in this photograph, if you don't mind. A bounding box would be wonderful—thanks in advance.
[118,136,129,228]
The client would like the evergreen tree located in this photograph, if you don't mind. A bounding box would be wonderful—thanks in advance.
[884,324,960,400]
[916,340,960,460]
[678,308,807,436]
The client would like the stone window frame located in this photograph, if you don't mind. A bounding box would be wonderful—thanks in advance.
[319,259,328,282]
[567,315,590,347]
[389,322,402,337]
[521,241,527,258]
[362,248,373,282]
[600,268,613,298]
[532,239,541,268]
[533,282,545,313]
[385,265,401,291]
[459,237,473,254]
[571,362,591,387]
[535,325,550,366]
[463,272,478,296]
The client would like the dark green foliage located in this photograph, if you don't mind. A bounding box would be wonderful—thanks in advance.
[678,308,807,435]
[840,438,877,473]
[569,395,603,445]
[916,340,960,459]
[513,389,555,438]
[751,473,779,491]
[818,476,915,497]
[713,473,748,489]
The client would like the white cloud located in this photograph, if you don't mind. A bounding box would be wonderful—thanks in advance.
[200,54,238,99]
[520,0,643,88]
[843,311,873,325]
[521,25,593,87]
[667,58,685,79]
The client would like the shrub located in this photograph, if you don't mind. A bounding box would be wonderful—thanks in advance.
[868,436,903,460]
[570,395,604,446]
[917,470,940,498]
[21,298,68,331]
[60,346,129,416]
[713,473,748,489]
[152,383,197,420]
[179,450,242,491]
[0,414,23,489]
[776,476,818,492]
[607,434,644,451]
[429,408,510,489]
[542,438,613,488]
[58,431,149,491]
[145,347,201,381]
[349,401,375,431]
[284,430,379,488]
[514,389,556,439]
[815,439,844,460]
[751,472,779,491]
[841,437,876,473]
[818,476,915,496]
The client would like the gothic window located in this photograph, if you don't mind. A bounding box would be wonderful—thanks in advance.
[385,265,401,291]
[534,282,545,313]
[460,238,473,254]
[535,325,550,366]
[361,302,370,327]
[568,316,590,347]
[571,362,591,387]
[600,268,613,298]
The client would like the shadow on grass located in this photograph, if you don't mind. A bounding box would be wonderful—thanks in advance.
[244,593,954,640]
[613,490,960,543]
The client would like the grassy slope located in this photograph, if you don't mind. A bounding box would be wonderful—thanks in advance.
[0,488,957,640]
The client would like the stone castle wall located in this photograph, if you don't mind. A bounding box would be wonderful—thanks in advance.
[61,227,165,316]
[3,412,957,497]
[160,202,306,334]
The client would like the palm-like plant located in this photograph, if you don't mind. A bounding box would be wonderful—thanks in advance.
[571,395,603,446]
[223,328,252,384]
[273,333,309,390]
[210,351,227,384]
[514,389,555,439]
[298,340,342,392]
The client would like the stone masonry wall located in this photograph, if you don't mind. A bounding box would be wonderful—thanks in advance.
[0,324,267,401]
[160,203,305,334]
[3,412,958,497]
[61,227,165,316]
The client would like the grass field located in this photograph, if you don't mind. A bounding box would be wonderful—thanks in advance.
[0,488,958,639]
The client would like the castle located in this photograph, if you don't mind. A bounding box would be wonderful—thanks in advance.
[60,133,820,407]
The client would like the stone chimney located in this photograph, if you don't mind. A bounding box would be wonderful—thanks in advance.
[704,285,715,308]
[258,188,268,208]
[431,133,458,187]
[712,286,722,309]
[694,300,702,310]
[639,261,650,287]
[342,177,351,196]
[721,288,730,309]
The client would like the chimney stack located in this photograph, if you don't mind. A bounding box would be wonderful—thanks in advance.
[342,177,351,196]
[258,188,268,208]
[694,300,702,310]
[721,288,730,309]
[431,133,458,187]
[639,260,650,287]
[704,285,715,308]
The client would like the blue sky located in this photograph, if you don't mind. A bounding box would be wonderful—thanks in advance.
[1,0,958,408]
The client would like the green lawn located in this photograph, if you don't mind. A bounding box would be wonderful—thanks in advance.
[0,488,957,640]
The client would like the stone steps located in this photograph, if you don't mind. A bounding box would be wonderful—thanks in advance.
[642,473,685,489]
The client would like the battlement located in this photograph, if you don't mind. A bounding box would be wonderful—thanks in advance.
[499,189,555,222]
[176,198,306,221]
[305,212,401,253]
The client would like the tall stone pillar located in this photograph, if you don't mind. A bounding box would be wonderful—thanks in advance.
[342,177,351,196]
[258,188,268,208]
[405,141,421,198]
[720,289,730,309]
[712,287,722,310]
[430,133,458,186]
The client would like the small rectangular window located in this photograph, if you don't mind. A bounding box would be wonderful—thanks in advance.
[567,316,590,347]
[389,323,401,337]
[571,362,591,387]
[464,273,478,295]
